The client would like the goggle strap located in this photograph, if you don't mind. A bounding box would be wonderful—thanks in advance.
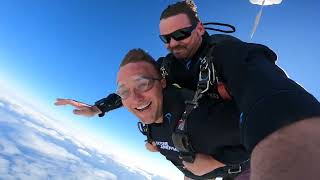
[203,22,236,33]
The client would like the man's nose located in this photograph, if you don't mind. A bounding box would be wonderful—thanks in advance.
[169,38,179,47]
[131,88,144,101]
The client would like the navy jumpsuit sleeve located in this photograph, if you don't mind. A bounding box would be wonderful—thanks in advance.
[212,40,320,150]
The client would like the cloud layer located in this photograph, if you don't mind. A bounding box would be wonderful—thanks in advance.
[0,92,167,180]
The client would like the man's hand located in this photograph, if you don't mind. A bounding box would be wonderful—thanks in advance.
[54,98,102,117]
[145,141,159,152]
[182,153,225,176]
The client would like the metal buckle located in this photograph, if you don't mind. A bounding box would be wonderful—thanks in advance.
[179,153,195,163]
[137,122,148,136]
[184,100,198,108]
[214,177,223,180]
[160,66,168,79]
[198,69,211,93]
[172,132,189,152]
[228,165,242,174]
[198,56,214,94]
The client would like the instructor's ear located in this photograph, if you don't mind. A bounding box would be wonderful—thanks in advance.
[196,22,205,36]
[161,78,166,88]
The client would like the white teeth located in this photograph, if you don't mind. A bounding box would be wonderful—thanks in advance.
[136,102,151,111]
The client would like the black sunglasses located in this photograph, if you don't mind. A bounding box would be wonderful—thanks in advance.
[159,24,197,44]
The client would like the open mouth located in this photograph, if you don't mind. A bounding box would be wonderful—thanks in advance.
[174,48,184,53]
[173,46,185,52]
[135,102,152,112]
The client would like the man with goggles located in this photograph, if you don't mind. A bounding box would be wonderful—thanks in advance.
[56,1,320,180]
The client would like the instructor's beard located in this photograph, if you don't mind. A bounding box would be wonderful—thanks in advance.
[168,45,190,60]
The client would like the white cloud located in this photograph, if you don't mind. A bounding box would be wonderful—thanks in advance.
[0,158,9,174]
[69,167,117,180]
[0,137,21,155]
[0,109,20,124]
[20,118,66,141]
[78,148,91,157]
[7,103,29,117]
[0,102,4,107]
[12,159,49,180]
[67,136,87,149]
[1,155,118,180]
[14,131,80,161]
[112,151,183,180]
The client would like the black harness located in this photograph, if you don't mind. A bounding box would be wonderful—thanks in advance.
[175,45,250,179]
[171,44,217,163]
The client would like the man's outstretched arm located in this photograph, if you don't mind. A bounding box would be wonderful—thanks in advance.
[55,93,122,117]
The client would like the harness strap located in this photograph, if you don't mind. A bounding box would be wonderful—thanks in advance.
[137,122,152,143]
[200,45,233,101]
[192,159,250,179]
[160,57,171,79]
[160,43,232,101]
[165,39,234,164]
[172,46,220,163]
[198,46,216,94]
[172,89,203,163]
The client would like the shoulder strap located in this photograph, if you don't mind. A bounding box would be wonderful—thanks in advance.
[159,55,172,79]
[203,36,235,100]
[137,122,152,143]
[171,38,235,162]
[171,87,206,163]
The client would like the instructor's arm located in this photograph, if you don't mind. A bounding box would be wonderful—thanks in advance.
[251,117,320,180]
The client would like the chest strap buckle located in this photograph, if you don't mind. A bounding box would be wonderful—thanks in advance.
[172,132,195,163]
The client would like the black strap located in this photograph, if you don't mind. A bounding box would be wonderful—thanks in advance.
[196,159,250,179]
[160,57,171,80]
[171,45,220,163]
[95,93,122,117]
[198,46,217,94]
[137,122,152,143]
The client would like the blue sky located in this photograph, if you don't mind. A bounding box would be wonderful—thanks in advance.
[0,0,319,178]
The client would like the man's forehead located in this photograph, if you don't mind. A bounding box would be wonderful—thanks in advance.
[160,13,190,24]
[117,62,156,82]
[119,62,154,73]
[117,75,146,85]
[159,14,191,33]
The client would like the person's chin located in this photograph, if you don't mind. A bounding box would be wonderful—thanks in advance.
[173,54,182,59]
[140,118,154,124]
[173,51,187,59]
[138,113,154,124]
